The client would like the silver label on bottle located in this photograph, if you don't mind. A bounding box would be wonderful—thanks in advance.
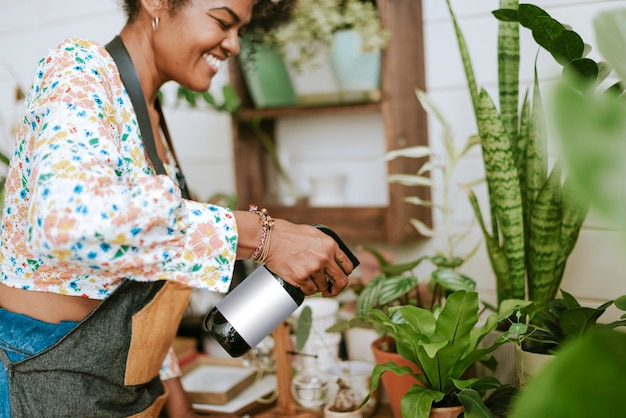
[216,266,299,348]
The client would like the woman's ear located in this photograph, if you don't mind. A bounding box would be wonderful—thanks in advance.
[139,0,163,20]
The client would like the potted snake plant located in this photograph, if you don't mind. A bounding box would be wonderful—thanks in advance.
[445,0,610,316]
[509,9,626,416]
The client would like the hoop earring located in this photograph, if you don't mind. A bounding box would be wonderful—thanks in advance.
[152,16,160,31]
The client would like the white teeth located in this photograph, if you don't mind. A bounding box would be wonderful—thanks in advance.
[202,53,222,71]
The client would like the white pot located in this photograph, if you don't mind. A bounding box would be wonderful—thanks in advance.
[324,404,363,418]
[475,329,518,387]
[283,43,341,106]
[344,327,379,363]
[517,348,555,387]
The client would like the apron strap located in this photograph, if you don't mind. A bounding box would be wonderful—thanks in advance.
[105,35,191,199]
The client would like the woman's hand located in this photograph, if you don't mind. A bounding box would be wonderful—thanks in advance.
[234,211,355,297]
[262,220,354,297]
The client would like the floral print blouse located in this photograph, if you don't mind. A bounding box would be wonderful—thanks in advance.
[0,38,238,379]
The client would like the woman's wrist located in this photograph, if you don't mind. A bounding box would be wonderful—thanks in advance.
[247,206,274,264]
[232,207,267,260]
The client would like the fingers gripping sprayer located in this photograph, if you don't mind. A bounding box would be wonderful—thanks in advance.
[203,225,360,358]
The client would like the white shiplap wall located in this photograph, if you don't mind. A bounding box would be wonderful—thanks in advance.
[0,0,625,315]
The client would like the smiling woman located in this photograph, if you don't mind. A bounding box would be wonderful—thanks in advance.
[0,1,362,418]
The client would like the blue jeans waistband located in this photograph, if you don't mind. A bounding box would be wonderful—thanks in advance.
[0,306,79,416]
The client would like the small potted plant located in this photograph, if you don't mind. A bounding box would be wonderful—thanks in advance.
[351,290,529,418]
[261,0,390,104]
[265,0,389,71]
[510,289,626,386]
[323,378,364,418]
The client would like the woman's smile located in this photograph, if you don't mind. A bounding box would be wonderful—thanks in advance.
[202,52,226,73]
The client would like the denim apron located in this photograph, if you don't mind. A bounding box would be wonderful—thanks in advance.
[0,279,191,417]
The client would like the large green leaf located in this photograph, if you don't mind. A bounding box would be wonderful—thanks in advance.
[476,89,526,300]
[401,385,445,418]
[527,164,563,312]
[553,175,589,294]
[294,306,312,350]
[497,0,520,152]
[464,186,512,302]
[356,274,419,313]
[459,388,494,418]
[446,0,480,114]
[431,269,476,292]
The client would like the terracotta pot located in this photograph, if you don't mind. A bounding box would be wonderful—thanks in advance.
[370,337,422,418]
[429,405,464,418]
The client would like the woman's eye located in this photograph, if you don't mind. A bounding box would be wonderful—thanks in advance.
[215,18,231,30]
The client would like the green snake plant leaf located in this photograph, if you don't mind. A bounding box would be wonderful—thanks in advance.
[477,89,526,300]
[525,65,548,211]
[497,0,520,149]
[516,90,530,195]
[527,163,563,312]
[463,185,512,302]
[446,0,479,114]
[552,175,589,296]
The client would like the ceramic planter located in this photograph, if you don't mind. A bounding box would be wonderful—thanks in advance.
[238,42,296,108]
[475,329,518,387]
[330,30,382,103]
[517,348,555,387]
[324,404,363,418]
[344,327,379,363]
[370,337,422,418]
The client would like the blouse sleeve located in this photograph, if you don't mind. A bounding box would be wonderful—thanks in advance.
[159,347,183,381]
[22,40,237,292]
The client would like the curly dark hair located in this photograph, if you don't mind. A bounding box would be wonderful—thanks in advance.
[120,0,296,40]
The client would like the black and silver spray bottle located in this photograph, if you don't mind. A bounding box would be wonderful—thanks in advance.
[203,225,359,357]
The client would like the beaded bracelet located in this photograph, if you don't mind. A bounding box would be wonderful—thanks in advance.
[249,205,275,264]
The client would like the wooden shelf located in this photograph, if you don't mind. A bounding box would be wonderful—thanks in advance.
[237,102,382,121]
[229,0,430,244]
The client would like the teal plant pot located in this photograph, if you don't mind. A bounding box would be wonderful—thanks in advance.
[330,30,381,103]
[239,43,297,108]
